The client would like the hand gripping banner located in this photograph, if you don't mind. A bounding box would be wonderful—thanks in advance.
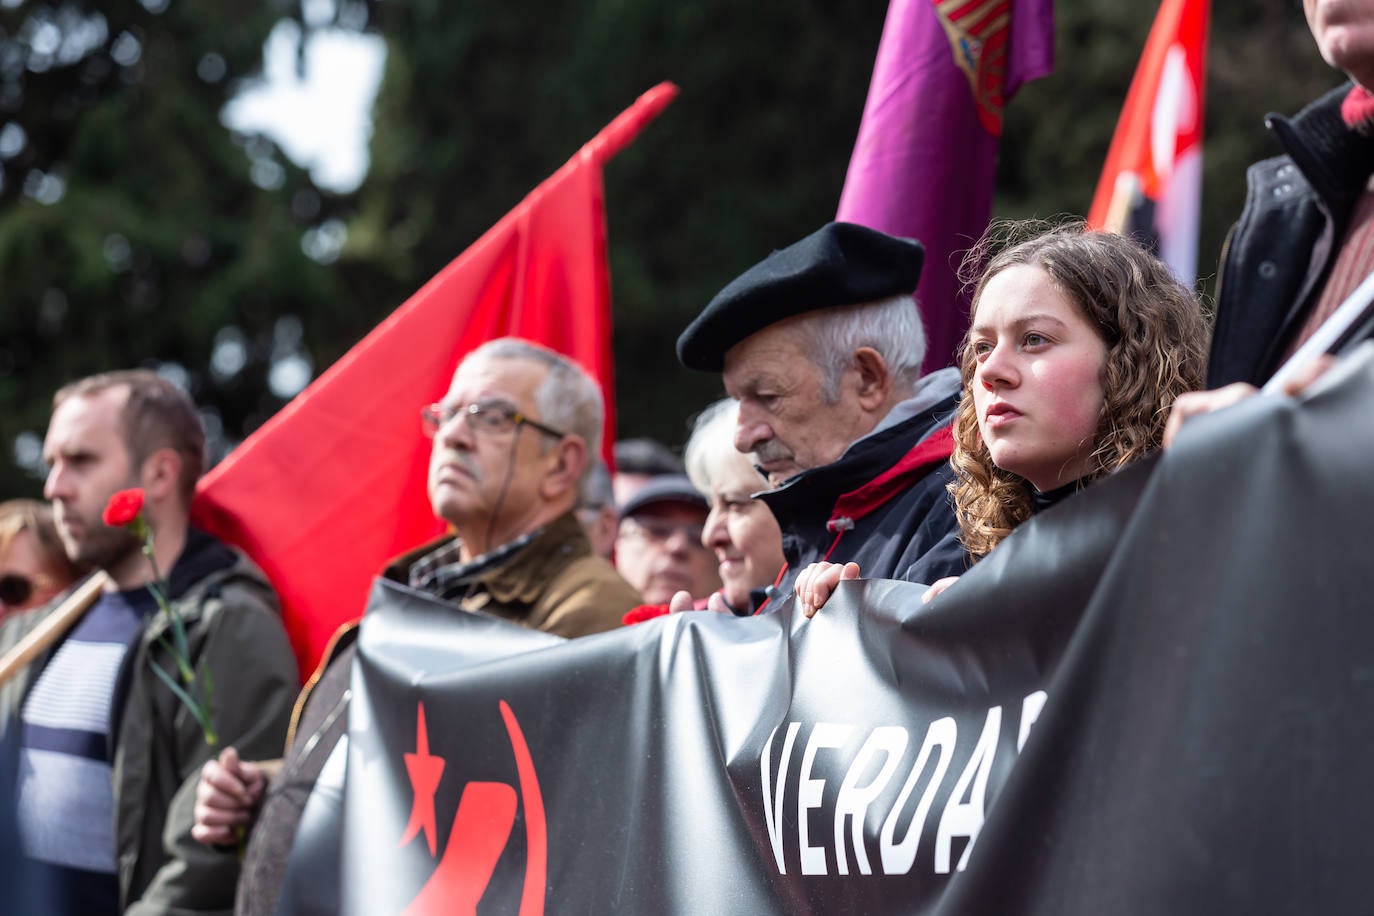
[325,344,1374,914]
[335,463,1151,912]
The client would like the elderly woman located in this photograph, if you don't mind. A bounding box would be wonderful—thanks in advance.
[683,398,786,614]
[0,499,83,615]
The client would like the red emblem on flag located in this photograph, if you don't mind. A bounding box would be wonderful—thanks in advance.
[400,700,548,916]
[932,0,1011,135]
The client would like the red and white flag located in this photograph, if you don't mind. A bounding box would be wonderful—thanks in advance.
[1088,0,1210,285]
[191,84,677,677]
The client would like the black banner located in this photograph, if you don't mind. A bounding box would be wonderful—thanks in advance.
[333,346,1374,914]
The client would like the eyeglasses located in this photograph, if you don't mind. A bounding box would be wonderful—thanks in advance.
[0,574,38,607]
[421,401,567,440]
[618,517,706,548]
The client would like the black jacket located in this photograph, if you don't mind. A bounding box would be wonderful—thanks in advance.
[759,379,967,600]
[1209,82,1374,388]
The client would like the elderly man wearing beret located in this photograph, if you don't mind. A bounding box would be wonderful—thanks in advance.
[676,221,966,611]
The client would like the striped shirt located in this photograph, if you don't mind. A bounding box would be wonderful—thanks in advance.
[16,587,156,916]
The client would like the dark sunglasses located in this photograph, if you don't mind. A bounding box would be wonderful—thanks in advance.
[0,573,36,607]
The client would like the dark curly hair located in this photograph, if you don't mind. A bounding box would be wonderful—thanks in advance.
[951,221,1209,558]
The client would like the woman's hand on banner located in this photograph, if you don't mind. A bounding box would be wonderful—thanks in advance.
[922,576,960,603]
[795,561,861,617]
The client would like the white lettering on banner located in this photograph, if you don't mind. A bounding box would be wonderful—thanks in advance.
[1018,691,1047,751]
[759,693,1044,877]
[798,723,852,875]
[835,726,909,875]
[934,706,1000,873]
[879,717,956,874]
[762,722,801,873]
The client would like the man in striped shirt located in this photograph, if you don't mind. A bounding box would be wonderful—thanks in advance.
[13,370,298,915]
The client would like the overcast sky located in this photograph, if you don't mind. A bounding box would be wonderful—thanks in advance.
[221,18,386,193]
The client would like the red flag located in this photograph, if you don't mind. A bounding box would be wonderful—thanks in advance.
[837,0,1055,374]
[1087,0,1210,285]
[191,84,678,677]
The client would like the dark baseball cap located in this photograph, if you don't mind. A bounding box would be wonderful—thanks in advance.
[618,474,708,518]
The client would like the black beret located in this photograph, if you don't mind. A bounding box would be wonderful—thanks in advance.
[676,221,924,372]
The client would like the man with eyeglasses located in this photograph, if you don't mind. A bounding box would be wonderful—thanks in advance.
[192,337,639,915]
[405,338,639,631]
[614,474,721,606]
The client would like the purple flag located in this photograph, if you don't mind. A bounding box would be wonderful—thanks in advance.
[837,0,1054,374]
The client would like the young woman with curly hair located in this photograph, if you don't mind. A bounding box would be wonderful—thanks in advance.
[795,222,1208,614]
[950,221,1208,557]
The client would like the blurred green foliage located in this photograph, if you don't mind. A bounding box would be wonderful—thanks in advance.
[0,0,1339,497]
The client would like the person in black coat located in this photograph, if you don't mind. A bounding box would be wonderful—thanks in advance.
[1168,0,1374,440]
[677,222,967,607]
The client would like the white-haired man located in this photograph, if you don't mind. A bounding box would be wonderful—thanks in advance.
[192,338,639,915]
[676,222,966,610]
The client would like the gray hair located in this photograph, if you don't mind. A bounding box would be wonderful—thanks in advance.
[684,398,762,495]
[464,338,604,475]
[793,294,927,403]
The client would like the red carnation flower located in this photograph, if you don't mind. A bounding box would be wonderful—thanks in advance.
[103,488,146,527]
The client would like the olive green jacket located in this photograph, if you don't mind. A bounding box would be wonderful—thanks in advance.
[387,510,640,638]
[2,530,298,915]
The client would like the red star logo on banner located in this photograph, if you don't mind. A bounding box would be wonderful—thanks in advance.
[399,701,447,856]
[400,700,544,916]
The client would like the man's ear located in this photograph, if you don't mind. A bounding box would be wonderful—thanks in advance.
[139,447,183,503]
[542,435,589,501]
[852,347,893,411]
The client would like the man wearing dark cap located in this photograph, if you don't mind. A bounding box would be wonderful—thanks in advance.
[614,474,721,605]
[611,437,685,507]
[677,222,965,604]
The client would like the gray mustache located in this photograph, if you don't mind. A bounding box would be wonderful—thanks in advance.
[750,440,794,466]
[433,451,482,483]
